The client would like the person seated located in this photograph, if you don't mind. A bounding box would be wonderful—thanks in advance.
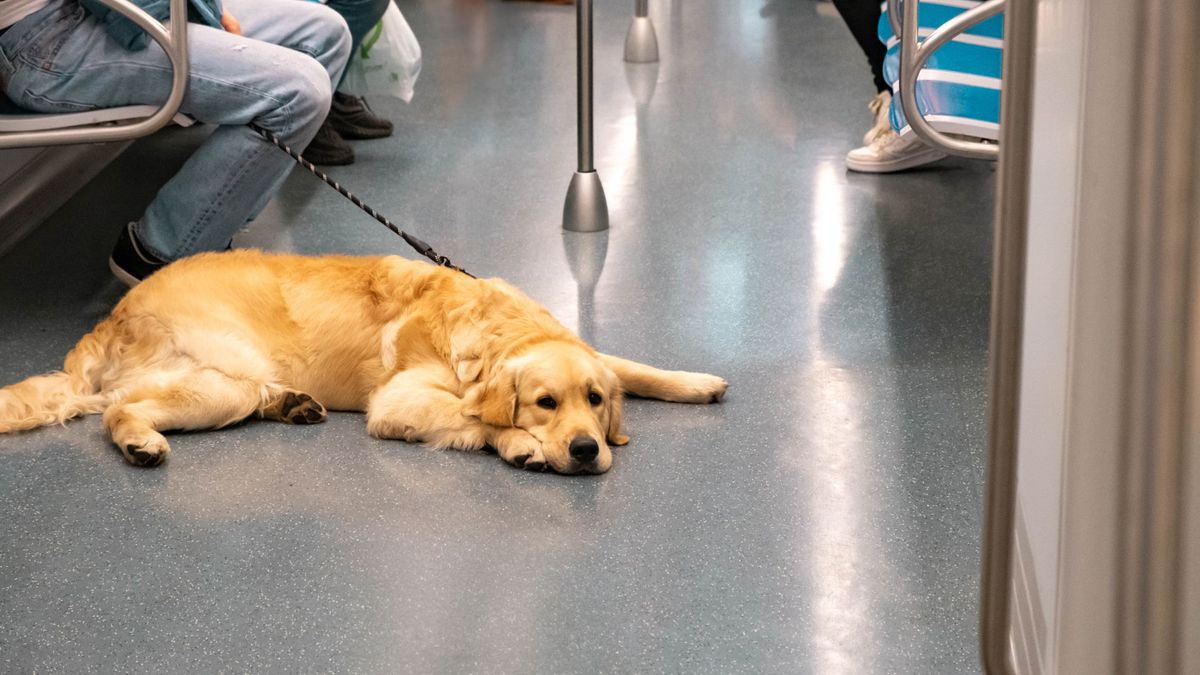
[0,0,351,285]
[305,0,396,166]
[831,0,946,173]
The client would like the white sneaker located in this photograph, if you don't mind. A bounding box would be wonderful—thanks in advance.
[846,130,948,173]
[863,90,894,145]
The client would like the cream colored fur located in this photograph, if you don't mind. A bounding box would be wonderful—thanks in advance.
[0,251,727,473]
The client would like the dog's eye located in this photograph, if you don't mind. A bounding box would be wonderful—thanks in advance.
[537,396,557,410]
[588,392,603,406]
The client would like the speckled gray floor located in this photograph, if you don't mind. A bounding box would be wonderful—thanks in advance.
[0,1,994,673]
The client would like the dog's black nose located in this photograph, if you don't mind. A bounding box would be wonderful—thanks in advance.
[569,436,600,463]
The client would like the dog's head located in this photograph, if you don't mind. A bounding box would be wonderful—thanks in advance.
[467,341,628,474]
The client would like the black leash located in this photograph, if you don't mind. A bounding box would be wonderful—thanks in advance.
[249,122,475,278]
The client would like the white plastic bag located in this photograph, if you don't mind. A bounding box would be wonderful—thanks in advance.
[340,4,421,102]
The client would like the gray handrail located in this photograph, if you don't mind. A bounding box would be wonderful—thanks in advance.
[979,0,1034,673]
[0,0,189,149]
[886,0,902,42]
[899,0,1004,160]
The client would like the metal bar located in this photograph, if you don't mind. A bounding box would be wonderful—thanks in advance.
[979,0,1035,673]
[1116,0,1199,669]
[0,0,189,149]
[563,0,608,232]
[899,0,1003,160]
[577,0,594,173]
[887,0,902,41]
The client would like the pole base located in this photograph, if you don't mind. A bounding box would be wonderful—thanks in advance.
[563,170,609,232]
[624,16,659,63]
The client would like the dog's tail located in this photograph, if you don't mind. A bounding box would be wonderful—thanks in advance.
[0,319,116,433]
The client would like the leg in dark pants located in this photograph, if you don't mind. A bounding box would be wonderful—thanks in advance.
[306,0,395,164]
[831,0,890,93]
[835,0,946,172]
[324,0,393,87]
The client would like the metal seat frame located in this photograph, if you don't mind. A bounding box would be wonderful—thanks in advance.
[0,0,189,149]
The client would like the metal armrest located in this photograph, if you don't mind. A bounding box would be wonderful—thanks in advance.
[0,106,193,132]
[0,0,189,149]
[897,0,1005,160]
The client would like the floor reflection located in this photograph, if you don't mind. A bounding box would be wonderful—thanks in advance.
[562,230,609,342]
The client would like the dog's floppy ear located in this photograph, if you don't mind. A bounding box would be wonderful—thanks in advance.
[604,369,630,446]
[455,358,483,384]
[450,326,485,384]
[465,359,520,427]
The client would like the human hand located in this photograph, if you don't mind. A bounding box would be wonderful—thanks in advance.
[220,10,242,35]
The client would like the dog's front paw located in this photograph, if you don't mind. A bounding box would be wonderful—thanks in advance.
[494,428,546,471]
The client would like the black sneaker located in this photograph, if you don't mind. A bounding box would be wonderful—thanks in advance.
[304,119,355,165]
[328,92,394,140]
[109,222,167,287]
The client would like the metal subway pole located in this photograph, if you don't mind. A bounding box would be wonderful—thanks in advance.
[624,0,659,63]
[563,0,609,232]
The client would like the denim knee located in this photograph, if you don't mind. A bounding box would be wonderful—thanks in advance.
[245,51,331,146]
[267,5,350,136]
[288,58,335,138]
[307,3,353,83]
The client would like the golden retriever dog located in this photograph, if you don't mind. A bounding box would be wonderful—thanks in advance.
[0,251,727,474]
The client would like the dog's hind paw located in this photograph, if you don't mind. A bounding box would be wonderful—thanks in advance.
[676,372,728,404]
[279,391,327,425]
[707,377,729,403]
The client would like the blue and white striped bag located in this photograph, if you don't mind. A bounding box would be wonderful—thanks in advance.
[878,0,1004,141]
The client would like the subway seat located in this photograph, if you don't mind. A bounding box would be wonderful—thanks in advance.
[0,91,193,135]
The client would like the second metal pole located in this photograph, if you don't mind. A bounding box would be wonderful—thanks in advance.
[563,0,609,232]
[625,0,659,63]
[578,0,594,172]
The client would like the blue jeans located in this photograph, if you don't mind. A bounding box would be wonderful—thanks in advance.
[0,0,351,261]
